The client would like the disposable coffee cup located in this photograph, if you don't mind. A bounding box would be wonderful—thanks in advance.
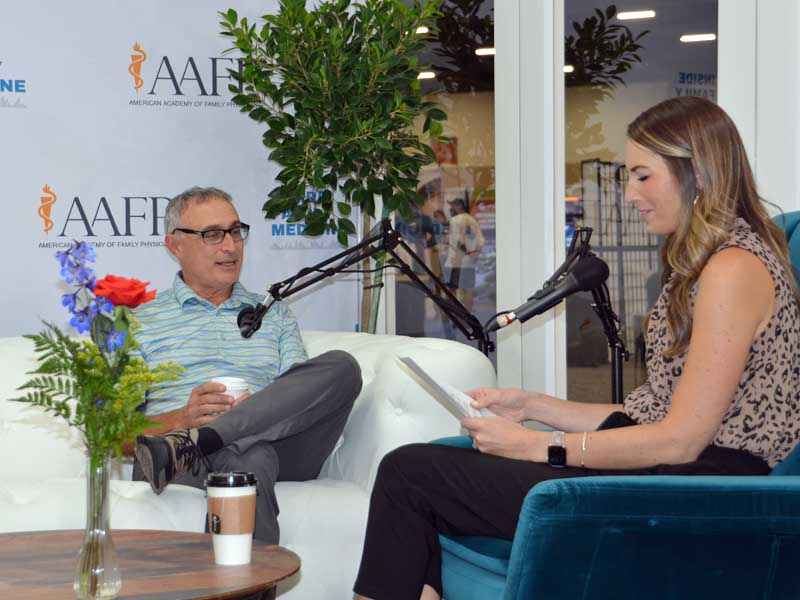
[212,376,250,400]
[206,472,258,565]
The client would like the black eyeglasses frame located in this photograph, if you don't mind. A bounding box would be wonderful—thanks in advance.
[171,223,251,245]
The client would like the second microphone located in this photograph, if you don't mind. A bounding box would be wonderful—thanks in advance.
[488,255,610,333]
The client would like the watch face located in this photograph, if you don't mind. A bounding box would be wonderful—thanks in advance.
[548,444,567,467]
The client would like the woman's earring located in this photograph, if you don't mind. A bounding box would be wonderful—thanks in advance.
[692,193,700,206]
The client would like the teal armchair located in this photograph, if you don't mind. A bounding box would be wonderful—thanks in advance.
[433,211,800,599]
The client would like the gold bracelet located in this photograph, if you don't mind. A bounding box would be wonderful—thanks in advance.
[580,431,588,468]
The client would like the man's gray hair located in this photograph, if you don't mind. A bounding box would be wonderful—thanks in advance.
[164,186,234,233]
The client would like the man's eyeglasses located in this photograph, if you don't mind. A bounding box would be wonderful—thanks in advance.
[171,223,250,245]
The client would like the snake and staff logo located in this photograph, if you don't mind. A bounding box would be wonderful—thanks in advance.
[126,40,245,108]
[39,184,57,234]
[128,43,148,93]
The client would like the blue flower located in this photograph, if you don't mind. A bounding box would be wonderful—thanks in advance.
[69,310,92,334]
[55,250,70,268]
[59,263,94,286]
[75,267,95,286]
[105,329,127,352]
[91,296,114,315]
[60,265,75,284]
[57,242,96,287]
[57,241,104,335]
[72,241,96,264]
[61,293,77,313]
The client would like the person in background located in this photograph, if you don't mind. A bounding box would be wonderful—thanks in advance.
[353,96,800,600]
[432,209,450,261]
[395,181,444,337]
[443,198,484,313]
[130,186,362,548]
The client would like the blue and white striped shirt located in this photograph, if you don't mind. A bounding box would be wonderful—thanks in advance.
[134,273,307,416]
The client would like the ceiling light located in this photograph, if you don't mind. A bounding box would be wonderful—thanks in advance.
[475,47,496,56]
[417,71,436,80]
[563,65,575,73]
[617,10,656,20]
[680,33,717,43]
[415,26,429,34]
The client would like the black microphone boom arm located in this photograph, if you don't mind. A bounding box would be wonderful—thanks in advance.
[260,219,493,356]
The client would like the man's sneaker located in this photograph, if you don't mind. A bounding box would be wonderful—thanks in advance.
[135,429,211,495]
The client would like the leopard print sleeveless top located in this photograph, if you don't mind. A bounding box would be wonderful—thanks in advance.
[624,218,800,468]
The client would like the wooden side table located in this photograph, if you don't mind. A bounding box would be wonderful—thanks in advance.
[0,529,300,599]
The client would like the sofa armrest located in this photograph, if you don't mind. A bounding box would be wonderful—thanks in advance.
[507,475,800,599]
[303,332,496,492]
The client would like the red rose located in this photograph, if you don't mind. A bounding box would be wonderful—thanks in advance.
[94,275,156,308]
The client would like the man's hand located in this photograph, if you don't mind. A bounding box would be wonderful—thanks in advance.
[122,383,249,455]
[460,416,542,461]
[466,387,529,423]
[180,382,237,428]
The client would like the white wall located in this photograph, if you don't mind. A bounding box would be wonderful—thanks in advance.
[754,0,800,213]
[494,0,563,393]
[719,0,800,214]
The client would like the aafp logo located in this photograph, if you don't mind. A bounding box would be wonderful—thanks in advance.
[126,42,244,106]
[35,185,171,246]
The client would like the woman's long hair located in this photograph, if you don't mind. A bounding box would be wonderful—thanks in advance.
[628,96,799,356]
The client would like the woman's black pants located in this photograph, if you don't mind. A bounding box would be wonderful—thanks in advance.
[353,414,769,600]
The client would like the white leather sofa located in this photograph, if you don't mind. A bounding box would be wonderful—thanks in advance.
[0,331,496,599]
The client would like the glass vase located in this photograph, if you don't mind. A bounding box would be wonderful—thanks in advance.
[74,451,122,599]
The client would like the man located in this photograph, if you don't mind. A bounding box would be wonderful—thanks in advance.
[394,180,443,337]
[132,186,362,547]
[443,198,484,312]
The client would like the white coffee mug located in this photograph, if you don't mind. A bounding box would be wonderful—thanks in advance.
[212,376,250,400]
[206,471,258,565]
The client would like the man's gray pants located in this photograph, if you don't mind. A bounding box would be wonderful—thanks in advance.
[134,350,362,545]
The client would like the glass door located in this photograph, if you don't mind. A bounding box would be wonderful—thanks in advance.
[393,0,497,365]
[563,0,718,403]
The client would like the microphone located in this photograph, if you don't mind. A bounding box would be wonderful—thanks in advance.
[237,302,269,338]
[488,255,609,333]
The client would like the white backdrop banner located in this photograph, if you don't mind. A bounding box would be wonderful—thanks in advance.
[1,0,361,337]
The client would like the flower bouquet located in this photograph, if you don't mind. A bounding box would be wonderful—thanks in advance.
[13,241,182,600]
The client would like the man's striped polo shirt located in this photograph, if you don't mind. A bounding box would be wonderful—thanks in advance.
[133,273,308,416]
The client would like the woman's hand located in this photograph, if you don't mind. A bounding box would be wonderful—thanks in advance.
[461,416,542,461]
[467,387,529,423]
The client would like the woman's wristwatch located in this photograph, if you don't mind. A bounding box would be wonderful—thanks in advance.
[547,430,567,467]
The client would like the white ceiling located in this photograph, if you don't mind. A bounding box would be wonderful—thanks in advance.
[565,0,718,85]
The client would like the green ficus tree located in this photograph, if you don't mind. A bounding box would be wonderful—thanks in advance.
[220,0,446,246]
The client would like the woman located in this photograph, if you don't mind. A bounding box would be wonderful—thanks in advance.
[353,96,800,600]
